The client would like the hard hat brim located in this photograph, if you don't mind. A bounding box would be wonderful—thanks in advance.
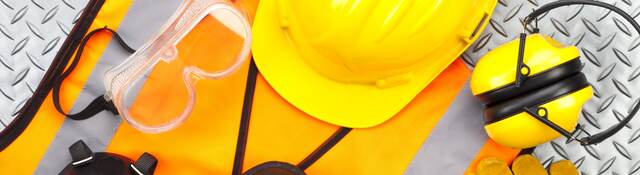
[252,0,477,128]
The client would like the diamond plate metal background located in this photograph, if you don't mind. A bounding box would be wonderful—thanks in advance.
[462,0,640,174]
[0,0,87,132]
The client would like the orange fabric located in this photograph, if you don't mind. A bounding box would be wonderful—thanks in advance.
[234,0,259,23]
[105,58,470,174]
[0,0,133,173]
[465,139,521,174]
[0,0,515,173]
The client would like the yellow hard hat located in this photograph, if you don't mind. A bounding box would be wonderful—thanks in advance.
[252,0,497,128]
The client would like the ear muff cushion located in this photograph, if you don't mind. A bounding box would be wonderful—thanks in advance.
[476,58,582,105]
[483,72,590,125]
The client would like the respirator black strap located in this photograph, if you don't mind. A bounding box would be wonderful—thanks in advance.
[232,58,259,175]
[518,0,640,145]
[52,27,135,120]
[232,59,352,175]
[296,127,352,171]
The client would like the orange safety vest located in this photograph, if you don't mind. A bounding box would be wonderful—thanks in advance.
[0,0,519,174]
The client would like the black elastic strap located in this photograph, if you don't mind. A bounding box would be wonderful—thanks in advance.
[57,95,117,120]
[69,140,95,167]
[520,0,640,145]
[131,152,158,175]
[52,27,135,120]
[232,59,352,174]
[232,58,259,175]
[296,127,352,171]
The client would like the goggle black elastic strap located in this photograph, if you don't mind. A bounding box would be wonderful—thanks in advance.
[516,0,640,146]
[52,27,135,120]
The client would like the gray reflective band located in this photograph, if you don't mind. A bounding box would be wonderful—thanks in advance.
[35,0,182,174]
[404,81,489,174]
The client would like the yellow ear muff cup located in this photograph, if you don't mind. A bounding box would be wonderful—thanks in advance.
[475,58,583,106]
[483,73,592,148]
[470,34,582,98]
[470,34,595,148]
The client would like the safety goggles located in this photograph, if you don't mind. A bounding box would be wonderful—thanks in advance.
[103,0,251,133]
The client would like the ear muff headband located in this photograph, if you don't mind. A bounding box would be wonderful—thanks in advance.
[518,0,640,145]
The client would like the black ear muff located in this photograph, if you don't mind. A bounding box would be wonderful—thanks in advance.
[476,58,583,106]
[483,72,590,125]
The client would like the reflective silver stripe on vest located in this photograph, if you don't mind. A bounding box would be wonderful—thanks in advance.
[404,81,489,174]
[34,0,182,174]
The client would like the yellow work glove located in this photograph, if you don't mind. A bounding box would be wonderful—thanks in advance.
[475,154,579,175]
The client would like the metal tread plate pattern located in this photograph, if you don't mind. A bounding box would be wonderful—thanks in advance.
[462,0,640,174]
[0,0,87,132]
